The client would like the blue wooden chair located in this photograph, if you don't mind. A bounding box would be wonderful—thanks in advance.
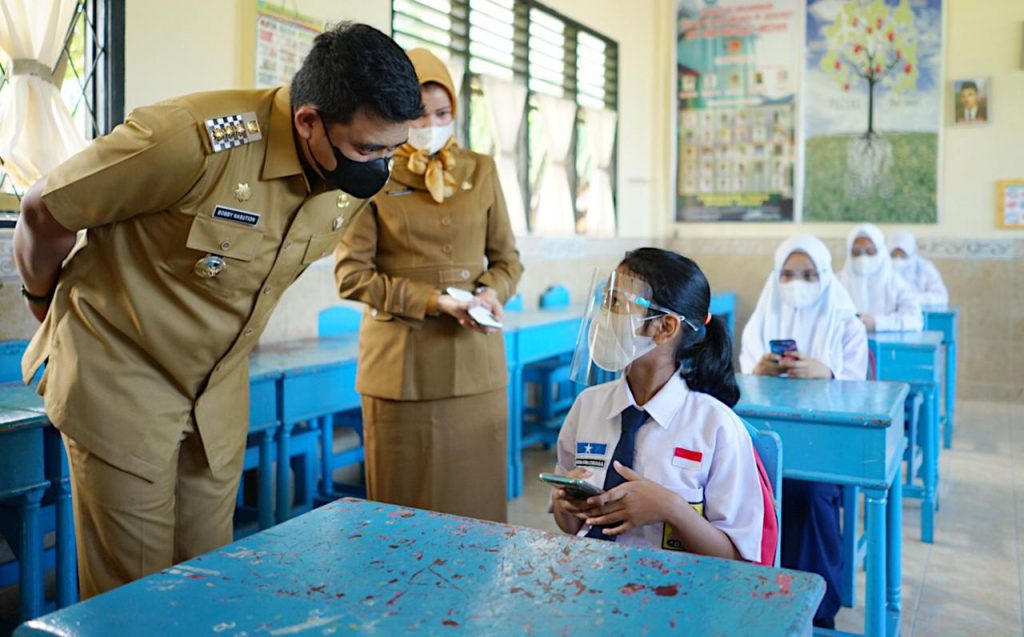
[522,286,576,449]
[316,305,366,501]
[741,418,782,567]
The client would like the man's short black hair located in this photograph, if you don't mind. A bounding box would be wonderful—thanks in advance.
[959,81,978,93]
[291,22,424,125]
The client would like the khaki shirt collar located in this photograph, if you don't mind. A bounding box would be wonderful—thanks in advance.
[262,87,311,191]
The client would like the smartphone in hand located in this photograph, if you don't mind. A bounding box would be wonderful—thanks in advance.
[538,473,604,499]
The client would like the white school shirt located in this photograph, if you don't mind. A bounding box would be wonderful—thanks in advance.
[555,373,764,562]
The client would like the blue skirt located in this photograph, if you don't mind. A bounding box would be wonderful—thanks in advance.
[781,479,843,627]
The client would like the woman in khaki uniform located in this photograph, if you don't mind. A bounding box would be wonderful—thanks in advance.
[334,49,523,522]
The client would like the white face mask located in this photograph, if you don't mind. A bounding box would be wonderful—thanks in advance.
[892,257,912,275]
[851,254,883,276]
[408,121,454,155]
[587,310,657,372]
[778,280,821,309]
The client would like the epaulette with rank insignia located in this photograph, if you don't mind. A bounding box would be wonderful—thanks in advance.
[204,112,263,153]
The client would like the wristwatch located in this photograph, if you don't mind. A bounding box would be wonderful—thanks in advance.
[20,283,55,306]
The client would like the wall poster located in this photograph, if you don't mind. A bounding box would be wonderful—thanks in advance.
[675,0,801,222]
[255,1,323,89]
[803,0,942,223]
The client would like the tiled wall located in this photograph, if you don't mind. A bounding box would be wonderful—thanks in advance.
[670,237,1024,403]
[3,232,1020,403]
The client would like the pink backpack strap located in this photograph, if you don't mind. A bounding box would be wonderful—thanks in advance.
[751,447,779,567]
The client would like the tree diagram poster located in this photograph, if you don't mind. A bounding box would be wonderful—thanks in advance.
[803,0,941,222]
[675,0,800,222]
[255,1,323,89]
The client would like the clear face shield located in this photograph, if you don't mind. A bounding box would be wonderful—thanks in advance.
[569,269,700,387]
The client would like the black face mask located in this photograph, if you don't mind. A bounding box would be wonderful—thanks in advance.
[308,112,391,199]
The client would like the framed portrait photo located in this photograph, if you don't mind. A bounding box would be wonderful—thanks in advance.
[952,77,991,126]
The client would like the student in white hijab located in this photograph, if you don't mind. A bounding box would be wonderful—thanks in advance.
[739,234,868,630]
[741,234,867,380]
[888,230,949,307]
[838,223,923,332]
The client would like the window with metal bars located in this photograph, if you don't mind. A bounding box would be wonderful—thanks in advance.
[392,0,618,235]
[0,0,124,210]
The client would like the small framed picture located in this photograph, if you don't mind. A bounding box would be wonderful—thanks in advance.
[996,179,1024,229]
[952,77,990,126]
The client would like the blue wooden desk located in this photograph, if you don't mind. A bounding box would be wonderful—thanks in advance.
[249,335,362,524]
[0,382,78,618]
[869,331,943,544]
[734,375,908,637]
[17,498,824,637]
[502,307,583,500]
[245,365,281,531]
[922,307,959,450]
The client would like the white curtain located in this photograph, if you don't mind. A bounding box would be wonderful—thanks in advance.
[533,94,576,236]
[0,0,85,190]
[581,107,617,237]
[482,75,527,236]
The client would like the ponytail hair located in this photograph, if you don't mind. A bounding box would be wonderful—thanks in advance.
[620,248,741,407]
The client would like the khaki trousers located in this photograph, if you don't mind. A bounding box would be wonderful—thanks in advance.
[362,388,508,523]
[63,426,243,599]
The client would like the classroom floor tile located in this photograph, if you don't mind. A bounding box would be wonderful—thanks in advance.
[508,399,1024,637]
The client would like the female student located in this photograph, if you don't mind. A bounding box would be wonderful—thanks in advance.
[838,223,923,332]
[889,230,949,307]
[335,49,523,522]
[740,235,868,629]
[550,248,765,563]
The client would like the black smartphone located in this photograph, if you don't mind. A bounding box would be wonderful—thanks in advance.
[538,473,604,499]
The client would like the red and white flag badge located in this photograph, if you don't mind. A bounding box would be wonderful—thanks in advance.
[672,447,703,470]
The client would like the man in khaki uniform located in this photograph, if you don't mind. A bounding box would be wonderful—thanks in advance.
[12,22,423,598]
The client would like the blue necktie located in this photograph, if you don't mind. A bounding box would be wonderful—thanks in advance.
[585,405,648,541]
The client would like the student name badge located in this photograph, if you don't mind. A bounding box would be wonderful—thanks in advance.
[575,441,608,469]
[213,205,261,227]
[672,447,703,471]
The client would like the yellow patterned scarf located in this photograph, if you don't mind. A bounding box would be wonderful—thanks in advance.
[396,137,458,203]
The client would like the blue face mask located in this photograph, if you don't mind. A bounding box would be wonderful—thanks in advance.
[308,111,391,199]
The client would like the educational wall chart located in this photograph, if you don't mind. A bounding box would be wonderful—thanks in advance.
[255,2,323,89]
[803,0,941,223]
[675,0,800,222]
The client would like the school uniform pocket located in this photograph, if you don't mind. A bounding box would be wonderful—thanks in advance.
[184,214,266,297]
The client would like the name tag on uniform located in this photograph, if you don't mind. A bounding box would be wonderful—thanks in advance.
[672,447,703,470]
[213,205,261,227]
[576,441,608,468]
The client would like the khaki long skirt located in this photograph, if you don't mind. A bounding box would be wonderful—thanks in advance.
[361,388,508,523]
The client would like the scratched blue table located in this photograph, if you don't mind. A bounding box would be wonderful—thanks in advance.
[0,382,78,619]
[16,498,824,637]
[868,331,943,544]
[734,375,908,637]
[249,335,362,524]
[922,307,959,449]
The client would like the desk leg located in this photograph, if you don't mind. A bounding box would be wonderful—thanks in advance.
[45,431,78,607]
[319,415,334,500]
[841,485,859,608]
[944,340,956,449]
[276,422,295,524]
[16,488,45,621]
[507,364,523,501]
[886,466,903,637]
[920,386,938,544]
[864,486,888,637]
[258,429,274,530]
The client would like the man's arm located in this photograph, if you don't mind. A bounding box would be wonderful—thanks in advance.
[13,177,78,322]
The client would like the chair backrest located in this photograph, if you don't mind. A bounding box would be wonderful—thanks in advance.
[505,293,524,312]
[318,306,364,336]
[0,340,29,384]
[539,284,570,309]
[741,418,783,567]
